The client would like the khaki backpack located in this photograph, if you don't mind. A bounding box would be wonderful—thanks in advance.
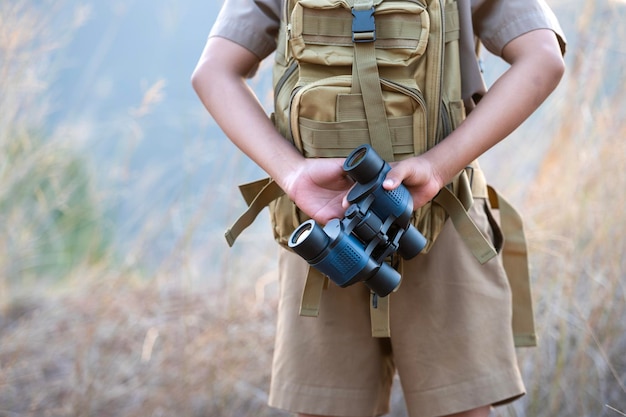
[225,0,537,347]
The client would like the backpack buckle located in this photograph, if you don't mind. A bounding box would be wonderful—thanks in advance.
[352,7,376,42]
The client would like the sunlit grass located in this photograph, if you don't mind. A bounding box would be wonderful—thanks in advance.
[492,1,626,415]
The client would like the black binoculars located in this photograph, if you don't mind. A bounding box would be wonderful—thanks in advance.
[288,144,427,297]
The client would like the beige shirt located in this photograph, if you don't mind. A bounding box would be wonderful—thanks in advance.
[209,0,566,105]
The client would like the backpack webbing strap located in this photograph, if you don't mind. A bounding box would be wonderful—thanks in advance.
[300,267,328,317]
[351,0,395,162]
[487,185,536,347]
[433,186,497,264]
[424,0,444,149]
[299,266,392,337]
[224,178,285,247]
[370,292,391,337]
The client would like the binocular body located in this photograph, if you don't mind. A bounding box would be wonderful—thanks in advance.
[288,144,427,297]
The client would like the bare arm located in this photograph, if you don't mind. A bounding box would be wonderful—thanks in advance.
[191,37,353,223]
[381,29,566,208]
[191,38,302,184]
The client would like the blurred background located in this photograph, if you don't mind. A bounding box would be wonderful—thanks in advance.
[0,0,624,416]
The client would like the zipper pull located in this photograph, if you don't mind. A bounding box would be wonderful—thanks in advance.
[285,23,292,60]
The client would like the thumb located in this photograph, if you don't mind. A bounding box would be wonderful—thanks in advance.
[342,194,350,209]
[382,165,405,190]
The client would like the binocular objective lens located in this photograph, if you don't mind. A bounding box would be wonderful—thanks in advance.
[288,219,333,261]
[292,223,313,245]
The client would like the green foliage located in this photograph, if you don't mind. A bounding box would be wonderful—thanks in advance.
[0,0,113,284]
[0,130,112,282]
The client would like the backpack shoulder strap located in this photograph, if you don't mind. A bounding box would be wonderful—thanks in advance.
[349,0,394,161]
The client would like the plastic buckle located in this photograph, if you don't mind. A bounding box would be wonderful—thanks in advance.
[352,7,376,42]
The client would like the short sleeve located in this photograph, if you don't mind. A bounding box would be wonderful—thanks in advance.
[209,0,281,61]
[472,0,567,57]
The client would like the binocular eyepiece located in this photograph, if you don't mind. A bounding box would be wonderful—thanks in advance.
[288,144,427,297]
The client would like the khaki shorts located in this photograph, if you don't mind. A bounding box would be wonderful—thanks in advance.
[268,198,525,417]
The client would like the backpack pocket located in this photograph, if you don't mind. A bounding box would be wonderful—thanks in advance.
[290,0,430,68]
[289,75,427,159]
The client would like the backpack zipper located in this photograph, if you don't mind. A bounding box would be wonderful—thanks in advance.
[438,101,453,141]
[274,60,298,105]
[381,78,429,154]
[434,0,445,146]
[380,78,427,116]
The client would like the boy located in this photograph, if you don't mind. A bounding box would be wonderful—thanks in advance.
[192,1,566,416]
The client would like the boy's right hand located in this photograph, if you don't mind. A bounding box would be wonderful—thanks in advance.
[280,157,354,225]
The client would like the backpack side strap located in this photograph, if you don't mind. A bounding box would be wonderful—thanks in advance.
[433,186,497,264]
[225,178,285,247]
[432,166,498,264]
[487,185,537,347]
[300,267,328,317]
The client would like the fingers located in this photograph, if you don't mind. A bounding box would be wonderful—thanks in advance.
[381,157,441,209]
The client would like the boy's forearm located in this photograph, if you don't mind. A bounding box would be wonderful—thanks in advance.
[191,38,304,188]
[423,29,565,186]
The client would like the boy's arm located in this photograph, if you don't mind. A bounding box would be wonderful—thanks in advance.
[191,37,353,223]
[381,29,566,209]
[191,37,303,185]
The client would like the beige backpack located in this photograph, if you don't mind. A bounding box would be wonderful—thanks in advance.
[225,0,537,346]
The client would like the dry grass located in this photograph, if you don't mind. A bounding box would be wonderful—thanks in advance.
[491,1,626,415]
[1,0,625,416]
[0,271,282,417]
